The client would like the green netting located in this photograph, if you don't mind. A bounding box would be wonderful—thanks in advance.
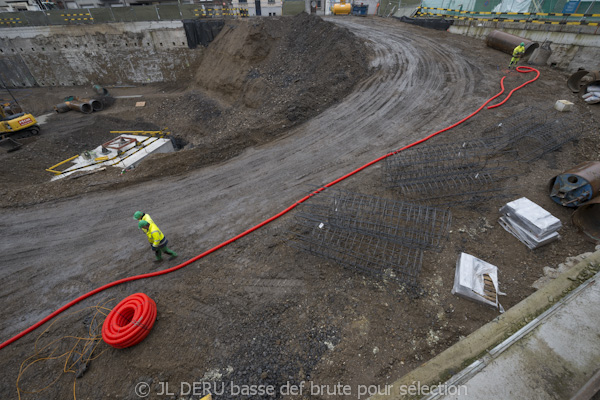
[87,8,115,24]
[53,9,95,24]
[0,0,596,27]
[157,5,182,20]
[420,0,598,13]
[180,4,201,19]
[109,7,152,22]
[419,0,599,21]
[3,11,48,26]
[283,0,306,15]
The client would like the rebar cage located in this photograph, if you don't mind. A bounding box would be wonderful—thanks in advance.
[290,190,452,287]
[384,108,582,205]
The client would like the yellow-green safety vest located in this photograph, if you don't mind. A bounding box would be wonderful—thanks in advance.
[145,222,165,247]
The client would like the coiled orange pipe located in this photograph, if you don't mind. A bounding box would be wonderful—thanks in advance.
[101,293,157,349]
[0,67,539,351]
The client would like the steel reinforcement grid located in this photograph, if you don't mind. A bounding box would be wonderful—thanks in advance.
[484,109,584,162]
[383,137,517,205]
[383,109,582,205]
[290,190,452,287]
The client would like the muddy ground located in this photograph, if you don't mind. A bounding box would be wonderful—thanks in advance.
[1,13,599,400]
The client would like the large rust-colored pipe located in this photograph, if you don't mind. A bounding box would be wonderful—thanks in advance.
[549,161,600,207]
[572,196,600,243]
[486,30,539,59]
[54,102,71,113]
[89,99,103,111]
[567,70,600,92]
[68,100,93,114]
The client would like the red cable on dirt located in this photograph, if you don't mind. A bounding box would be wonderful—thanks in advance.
[101,293,157,349]
[0,67,540,351]
[487,66,540,109]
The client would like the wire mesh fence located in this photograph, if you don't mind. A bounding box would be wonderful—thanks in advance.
[0,3,245,27]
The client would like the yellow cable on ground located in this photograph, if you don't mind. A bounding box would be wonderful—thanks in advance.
[16,298,114,400]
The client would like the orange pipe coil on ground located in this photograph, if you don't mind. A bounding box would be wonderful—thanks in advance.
[102,293,157,349]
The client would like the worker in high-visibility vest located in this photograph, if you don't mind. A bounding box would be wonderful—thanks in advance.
[133,210,154,226]
[509,42,525,68]
[138,220,177,261]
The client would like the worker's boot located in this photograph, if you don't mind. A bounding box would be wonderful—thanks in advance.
[154,250,163,262]
[165,247,178,258]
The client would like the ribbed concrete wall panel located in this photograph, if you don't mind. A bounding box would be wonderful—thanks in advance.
[0,57,37,87]
[0,21,204,88]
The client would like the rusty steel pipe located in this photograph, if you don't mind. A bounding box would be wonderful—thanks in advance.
[89,99,103,111]
[68,100,93,114]
[77,98,103,112]
[485,30,538,59]
[567,70,600,93]
[572,196,600,243]
[54,102,71,113]
[549,161,600,208]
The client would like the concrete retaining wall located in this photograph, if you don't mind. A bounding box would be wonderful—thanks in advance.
[1,17,598,87]
[0,21,204,87]
[449,20,600,72]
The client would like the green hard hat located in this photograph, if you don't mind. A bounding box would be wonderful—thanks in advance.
[138,220,150,229]
[133,211,143,220]
[520,42,524,46]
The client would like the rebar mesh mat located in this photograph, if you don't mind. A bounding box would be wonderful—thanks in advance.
[291,222,424,286]
[384,139,516,205]
[296,190,452,250]
[290,190,452,286]
[383,109,581,205]
[481,107,584,162]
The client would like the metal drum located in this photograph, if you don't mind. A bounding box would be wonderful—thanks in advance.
[549,161,600,207]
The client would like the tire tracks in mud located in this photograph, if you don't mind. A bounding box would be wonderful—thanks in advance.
[0,18,495,342]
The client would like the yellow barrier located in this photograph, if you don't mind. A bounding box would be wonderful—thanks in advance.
[45,154,79,175]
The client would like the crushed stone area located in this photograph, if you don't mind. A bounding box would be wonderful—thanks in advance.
[1,13,600,400]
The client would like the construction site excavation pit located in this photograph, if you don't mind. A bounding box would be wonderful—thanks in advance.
[1,13,600,400]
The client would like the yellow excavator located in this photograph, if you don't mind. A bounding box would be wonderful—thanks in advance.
[1,103,40,139]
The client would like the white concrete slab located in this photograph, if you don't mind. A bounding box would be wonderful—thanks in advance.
[430,273,600,399]
[50,134,174,181]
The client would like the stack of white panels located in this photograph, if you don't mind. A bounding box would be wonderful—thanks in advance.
[499,197,562,249]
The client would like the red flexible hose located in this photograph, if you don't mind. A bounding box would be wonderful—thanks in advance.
[487,66,540,109]
[101,293,157,349]
[0,67,540,351]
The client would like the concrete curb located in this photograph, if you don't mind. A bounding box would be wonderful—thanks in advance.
[372,250,600,400]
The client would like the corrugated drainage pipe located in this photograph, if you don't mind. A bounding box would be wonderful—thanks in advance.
[68,100,93,114]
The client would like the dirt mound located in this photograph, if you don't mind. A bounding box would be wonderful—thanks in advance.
[0,13,371,208]
[174,13,372,145]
